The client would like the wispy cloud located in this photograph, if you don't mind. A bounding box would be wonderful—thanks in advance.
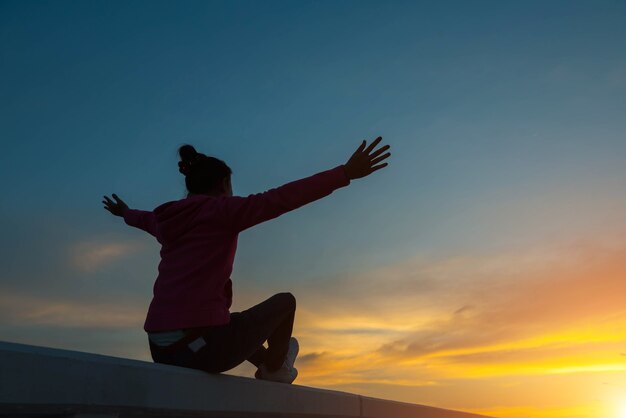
[67,239,145,273]
[0,289,144,328]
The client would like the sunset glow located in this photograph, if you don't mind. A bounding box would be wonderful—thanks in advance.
[223,240,626,417]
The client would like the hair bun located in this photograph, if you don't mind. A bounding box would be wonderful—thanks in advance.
[176,144,233,193]
[178,144,201,176]
[178,144,198,162]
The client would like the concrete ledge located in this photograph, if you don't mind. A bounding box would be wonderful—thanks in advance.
[0,340,492,418]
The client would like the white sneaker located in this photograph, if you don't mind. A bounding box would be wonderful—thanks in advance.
[255,337,300,384]
[285,337,299,369]
[256,363,298,384]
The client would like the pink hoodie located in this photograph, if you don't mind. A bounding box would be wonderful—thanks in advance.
[123,165,350,332]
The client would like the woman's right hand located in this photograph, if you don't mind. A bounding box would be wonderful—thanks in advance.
[344,136,391,180]
[103,193,129,217]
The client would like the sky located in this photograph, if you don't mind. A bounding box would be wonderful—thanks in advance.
[1,0,626,417]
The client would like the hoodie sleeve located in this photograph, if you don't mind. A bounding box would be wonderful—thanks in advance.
[123,209,157,237]
[221,165,351,232]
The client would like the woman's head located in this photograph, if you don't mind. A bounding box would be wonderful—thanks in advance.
[178,144,232,196]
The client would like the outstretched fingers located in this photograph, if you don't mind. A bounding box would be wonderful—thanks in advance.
[102,194,125,215]
[369,144,390,159]
[370,151,391,165]
[112,193,125,204]
[344,135,389,180]
[364,136,383,154]
[364,136,390,174]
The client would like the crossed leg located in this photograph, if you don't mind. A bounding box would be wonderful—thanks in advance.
[192,292,296,373]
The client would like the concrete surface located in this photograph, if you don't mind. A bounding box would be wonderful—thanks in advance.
[0,340,493,418]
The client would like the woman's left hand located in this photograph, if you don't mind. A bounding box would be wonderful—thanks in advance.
[103,194,129,217]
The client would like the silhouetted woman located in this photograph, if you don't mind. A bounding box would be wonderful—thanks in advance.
[103,136,390,383]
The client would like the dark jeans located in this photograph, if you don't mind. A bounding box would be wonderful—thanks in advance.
[149,292,296,373]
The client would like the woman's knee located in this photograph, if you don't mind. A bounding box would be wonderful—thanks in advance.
[276,292,296,311]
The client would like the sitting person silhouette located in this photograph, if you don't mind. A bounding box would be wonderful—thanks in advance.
[102,136,390,383]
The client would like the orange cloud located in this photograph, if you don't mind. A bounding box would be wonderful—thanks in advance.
[67,239,145,273]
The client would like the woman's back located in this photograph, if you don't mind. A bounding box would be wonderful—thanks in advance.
[124,166,351,332]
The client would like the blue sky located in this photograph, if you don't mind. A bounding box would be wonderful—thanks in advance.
[2,1,626,416]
